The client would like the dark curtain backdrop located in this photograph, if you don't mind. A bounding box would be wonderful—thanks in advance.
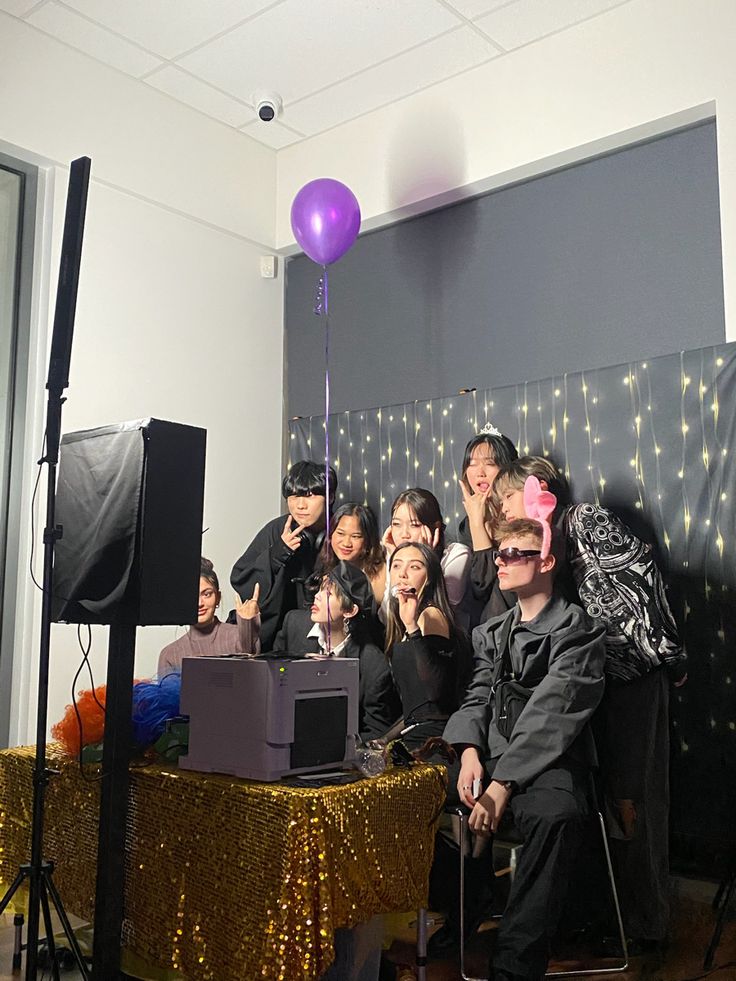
[289,342,736,874]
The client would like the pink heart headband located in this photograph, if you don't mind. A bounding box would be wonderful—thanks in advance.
[522,475,557,558]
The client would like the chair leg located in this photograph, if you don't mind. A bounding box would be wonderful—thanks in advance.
[704,872,736,970]
[457,811,489,981]
[544,810,629,978]
[416,907,427,981]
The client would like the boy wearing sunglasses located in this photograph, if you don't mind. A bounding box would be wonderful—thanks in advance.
[443,517,606,981]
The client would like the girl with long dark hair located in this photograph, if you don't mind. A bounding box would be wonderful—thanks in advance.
[457,426,519,626]
[384,542,471,750]
[382,488,470,621]
[316,502,387,603]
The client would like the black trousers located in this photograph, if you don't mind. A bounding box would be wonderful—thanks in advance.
[446,757,590,980]
[593,668,670,941]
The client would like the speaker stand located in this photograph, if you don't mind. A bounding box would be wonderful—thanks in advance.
[0,379,92,979]
[91,623,136,981]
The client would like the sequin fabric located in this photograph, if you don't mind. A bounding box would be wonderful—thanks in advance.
[0,746,445,980]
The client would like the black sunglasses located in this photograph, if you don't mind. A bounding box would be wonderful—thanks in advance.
[492,547,542,564]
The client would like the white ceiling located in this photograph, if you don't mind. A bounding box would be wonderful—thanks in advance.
[3,0,633,151]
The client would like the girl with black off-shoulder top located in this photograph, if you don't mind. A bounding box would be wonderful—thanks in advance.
[384,542,471,750]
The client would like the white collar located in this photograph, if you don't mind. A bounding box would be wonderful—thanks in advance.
[307,621,349,658]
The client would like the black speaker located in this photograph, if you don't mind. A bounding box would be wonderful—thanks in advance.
[52,418,206,626]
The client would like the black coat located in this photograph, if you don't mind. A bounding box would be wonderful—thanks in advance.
[444,593,605,790]
[273,608,402,742]
[230,516,322,652]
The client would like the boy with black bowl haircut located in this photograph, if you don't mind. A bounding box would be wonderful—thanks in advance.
[231,460,337,651]
[443,518,606,981]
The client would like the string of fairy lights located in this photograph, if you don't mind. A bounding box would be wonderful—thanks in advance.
[290,344,734,584]
[289,343,736,780]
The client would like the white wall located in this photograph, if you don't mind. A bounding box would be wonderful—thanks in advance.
[0,15,283,744]
[276,0,736,339]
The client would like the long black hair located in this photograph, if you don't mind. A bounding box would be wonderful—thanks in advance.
[317,502,384,578]
[385,542,472,700]
[390,488,446,556]
[461,432,518,488]
[385,542,455,650]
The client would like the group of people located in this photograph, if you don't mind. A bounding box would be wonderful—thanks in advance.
[158,428,686,981]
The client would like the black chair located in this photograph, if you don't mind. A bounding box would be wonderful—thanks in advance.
[418,783,629,981]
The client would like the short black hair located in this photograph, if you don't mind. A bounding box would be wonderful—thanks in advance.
[281,460,337,502]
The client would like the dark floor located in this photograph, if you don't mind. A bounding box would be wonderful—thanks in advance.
[2,877,735,979]
[383,877,736,981]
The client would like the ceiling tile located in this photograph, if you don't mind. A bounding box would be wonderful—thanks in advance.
[145,65,252,126]
[240,119,302,149]
[0,0,42,15]
[441,0,518,21]
[474,0,628,49]
[287,26,498,136]
[59,0,278,59]
[178,0,462,106]
[26,1,162,75]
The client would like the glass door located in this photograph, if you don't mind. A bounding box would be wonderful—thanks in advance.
[0,156,35,746]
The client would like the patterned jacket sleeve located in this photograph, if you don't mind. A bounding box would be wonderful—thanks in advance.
[564,504,686,682]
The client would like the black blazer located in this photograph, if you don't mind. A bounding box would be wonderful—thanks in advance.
[273,608,401,742]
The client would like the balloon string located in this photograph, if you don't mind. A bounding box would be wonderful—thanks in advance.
[323,265,331,653]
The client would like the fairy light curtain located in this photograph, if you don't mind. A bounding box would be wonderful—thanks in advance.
[289,341,736,871]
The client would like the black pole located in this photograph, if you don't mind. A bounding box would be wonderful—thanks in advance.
[25,155,91,981]
[91,622,137,981]
[25,388,65,981]
[0,156,91,979]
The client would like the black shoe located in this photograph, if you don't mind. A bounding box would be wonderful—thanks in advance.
[489,969,541,981]
[378,952,397,980]
[428,904,497,960]
[427,922,461,958]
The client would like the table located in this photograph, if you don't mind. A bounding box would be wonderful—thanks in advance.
[0,746,445,980]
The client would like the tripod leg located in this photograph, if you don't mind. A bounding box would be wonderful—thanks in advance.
[0,869,28,917]
[38,881,61,981]
[704,873,736,970]
[45,870,91,980]
[13,913,24,972]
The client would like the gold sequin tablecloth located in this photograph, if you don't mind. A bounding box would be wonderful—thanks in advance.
[0,746,445,980]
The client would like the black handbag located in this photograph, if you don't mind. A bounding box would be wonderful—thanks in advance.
[495,679,533,740]
[491,615,533,741]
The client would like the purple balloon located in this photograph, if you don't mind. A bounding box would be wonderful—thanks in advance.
[290,178,361,265]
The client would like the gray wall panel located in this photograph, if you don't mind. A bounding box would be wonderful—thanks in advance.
[285,121,725,418]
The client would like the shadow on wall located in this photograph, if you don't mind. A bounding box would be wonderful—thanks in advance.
[386,104,480,396]
[387,100,468,211]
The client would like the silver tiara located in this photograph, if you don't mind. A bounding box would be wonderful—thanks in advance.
[478,422,502,437]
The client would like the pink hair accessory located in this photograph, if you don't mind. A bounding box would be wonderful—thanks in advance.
[522,476,557,559]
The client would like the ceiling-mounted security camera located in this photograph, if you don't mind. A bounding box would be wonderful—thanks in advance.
[252,90,283,123]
